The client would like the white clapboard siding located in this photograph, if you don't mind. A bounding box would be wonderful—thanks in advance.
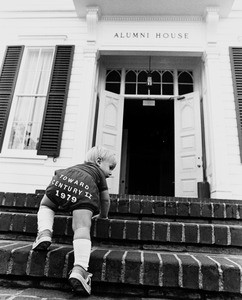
[0,4,89,192]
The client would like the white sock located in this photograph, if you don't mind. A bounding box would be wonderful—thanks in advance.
[73,239,91,271]
[37,206,55,233]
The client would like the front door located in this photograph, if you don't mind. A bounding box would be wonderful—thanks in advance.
[95,91,124,194]
[96,91,203,197]
[175,91,203,197]
[121,98,174,196]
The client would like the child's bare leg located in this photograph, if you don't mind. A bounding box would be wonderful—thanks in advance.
[38,195,56,231]
[32,195,57,250]
[72,209,93,270]
[69,209,93,294]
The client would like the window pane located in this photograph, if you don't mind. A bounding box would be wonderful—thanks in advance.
[106,70,121,82]
[138,83,148,94]
[19,49,39,94]
[178,84,194,95]
[37,49,54,94]
[152,71,161,83]
[138,70,147,83]
[105,83,120,94]
[163,84,174,95]
[125,70,136,83]
[125,83,136,94]
[8,97,31,149]
[150,84,161,95]
[106,70,121,93]
[8,96,46,149]
[178,71,194,95]
[26,96,46,149]
[178,71,193,83]
[162,71,174,83]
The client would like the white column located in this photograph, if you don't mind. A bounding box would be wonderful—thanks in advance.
[72,47,99,163]
[203,8,231,199]
[72,7,100,163]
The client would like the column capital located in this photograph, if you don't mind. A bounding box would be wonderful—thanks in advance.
[83,46,100,60]
[202,49,220,63]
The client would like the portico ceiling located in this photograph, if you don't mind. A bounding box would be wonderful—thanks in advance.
[73,0,235,18]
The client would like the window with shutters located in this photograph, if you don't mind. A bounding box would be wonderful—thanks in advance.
[37,45,74,157]
[4,47,55,152]
[230,47,242,162]
[1,45,74,158]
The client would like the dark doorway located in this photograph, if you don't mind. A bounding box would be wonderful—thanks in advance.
[121,99,174,196]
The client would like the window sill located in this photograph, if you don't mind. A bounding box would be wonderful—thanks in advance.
[0,151,48,163]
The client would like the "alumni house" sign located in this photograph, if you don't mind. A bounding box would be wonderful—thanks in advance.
[113,32,189,39]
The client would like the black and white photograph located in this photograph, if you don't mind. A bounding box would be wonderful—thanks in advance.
[0,0,242,299]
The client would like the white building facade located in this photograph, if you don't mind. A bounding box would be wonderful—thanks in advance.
[0,0,242,200]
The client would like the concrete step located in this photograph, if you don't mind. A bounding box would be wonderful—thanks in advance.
[0,239,242,298]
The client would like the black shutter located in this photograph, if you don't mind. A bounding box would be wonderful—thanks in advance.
[0,46,24,152]
[37,45,74,157]
[230,47,242,162]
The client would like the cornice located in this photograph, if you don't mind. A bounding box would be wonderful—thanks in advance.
[101,15,203,22]
[0,11,77,19]
[18,35,68,40]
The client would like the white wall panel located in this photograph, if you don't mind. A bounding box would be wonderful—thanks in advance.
[0,3,90,193]
[217,12,242,199]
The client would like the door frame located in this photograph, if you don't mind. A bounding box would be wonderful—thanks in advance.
[119,96,175,196]
[94,55,206,196]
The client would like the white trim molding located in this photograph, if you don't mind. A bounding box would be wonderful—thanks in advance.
[101,15,203,22]
[86,6,99,45]
[18,35,68,40]
[205,7,219,46]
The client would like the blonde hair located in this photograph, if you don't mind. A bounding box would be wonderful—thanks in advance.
[85,146,117,167]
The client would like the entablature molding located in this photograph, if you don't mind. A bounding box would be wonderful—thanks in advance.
[101,15,203,22]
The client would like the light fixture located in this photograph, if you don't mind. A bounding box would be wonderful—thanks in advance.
[147,56,152,88]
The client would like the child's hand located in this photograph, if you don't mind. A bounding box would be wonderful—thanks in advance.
[92,214,108,220]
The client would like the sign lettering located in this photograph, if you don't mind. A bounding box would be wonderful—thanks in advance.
[113,32,189,39]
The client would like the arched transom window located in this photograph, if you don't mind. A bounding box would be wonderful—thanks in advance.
[105,69,194,96]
